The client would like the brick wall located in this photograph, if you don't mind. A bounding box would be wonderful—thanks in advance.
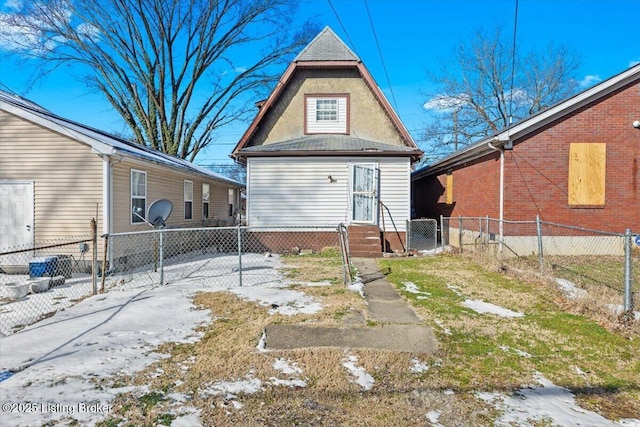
[414,81,640,233]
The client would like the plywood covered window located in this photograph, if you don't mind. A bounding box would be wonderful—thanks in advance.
[568,143,606,206]
[305,94,349,134]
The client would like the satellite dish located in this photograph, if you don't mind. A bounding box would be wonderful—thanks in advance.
[147,199,173,228]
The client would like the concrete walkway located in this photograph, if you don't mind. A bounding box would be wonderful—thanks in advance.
[264,258,438,353]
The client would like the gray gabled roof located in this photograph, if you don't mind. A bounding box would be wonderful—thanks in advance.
[238,135,421,159]
[0,89,244,187]
[294,26,360,62]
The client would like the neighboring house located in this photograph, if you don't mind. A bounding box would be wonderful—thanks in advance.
[231,27,422,256]
[412,64,640,236]
[0,90,244,260]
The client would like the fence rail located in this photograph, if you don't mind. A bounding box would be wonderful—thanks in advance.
[0,230,96,336]
[441,216,638,315]
[1,224,347,335]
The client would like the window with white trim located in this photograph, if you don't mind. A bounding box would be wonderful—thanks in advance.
[316,99,338,122]
[131,169,147,224]
[202,183,210,219]
[184,180,193,220]
[228,188,235,217]
[305,94,348,134]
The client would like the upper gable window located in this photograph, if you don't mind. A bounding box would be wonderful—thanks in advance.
[305,94,349,134]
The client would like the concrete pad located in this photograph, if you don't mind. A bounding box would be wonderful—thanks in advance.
[366,300,423,324]
[264,324,438,353]
[364,279,404,301]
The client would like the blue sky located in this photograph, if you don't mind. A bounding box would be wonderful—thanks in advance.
[1,0,639,167]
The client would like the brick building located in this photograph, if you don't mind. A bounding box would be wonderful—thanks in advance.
[412,64,640,234]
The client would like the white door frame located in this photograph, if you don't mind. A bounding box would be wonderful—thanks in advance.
[0,180,34,264]
[349,162,379,224]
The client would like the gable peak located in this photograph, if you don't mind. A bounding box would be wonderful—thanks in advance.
[295,26,360,62]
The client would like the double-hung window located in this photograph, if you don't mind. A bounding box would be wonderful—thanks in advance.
[202,183,210,219]
[184,180,193,220]
[305,94,349,134]
[131,169,147,224]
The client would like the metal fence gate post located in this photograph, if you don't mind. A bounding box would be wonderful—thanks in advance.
[406,220,411,251]
[440,215,445,251]
[458,216,463,252]
[91,219,97,295]
[624,229,633,312]
[238,224,243,287]
[536,215,544,274]
[159,230,164,286]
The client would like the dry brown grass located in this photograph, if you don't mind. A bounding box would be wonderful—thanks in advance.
[97,253,639,426]
[103,290,492,426]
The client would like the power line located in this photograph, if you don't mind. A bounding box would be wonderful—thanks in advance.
[363,0,400,115]
[326,0,359,58]
[508,0,519,127]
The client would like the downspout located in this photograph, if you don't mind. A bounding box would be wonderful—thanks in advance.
[102,154,122,269]
[487,141,505,258]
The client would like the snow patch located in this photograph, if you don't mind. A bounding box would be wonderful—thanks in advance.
[426,410,444,426]
[555,278,588,300]
[411,358,429,373]
[273,358,302,375]
[477,372,639,426]
[230,287,323,315]
[462,299,524,318]
[342,354,374,391]
[402,281,431,296]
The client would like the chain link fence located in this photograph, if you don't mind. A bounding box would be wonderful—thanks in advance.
[0,233,96,336]
[406,219,438,252]
[441,216,638,316]
[102,225,345,290]
[1,225,347,335]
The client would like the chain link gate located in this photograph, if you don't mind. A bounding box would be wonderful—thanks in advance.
[406,219,438,252]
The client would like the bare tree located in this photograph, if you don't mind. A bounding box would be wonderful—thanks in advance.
[204,162,246,184]
[1,0,317,161]
[421,26,580,159]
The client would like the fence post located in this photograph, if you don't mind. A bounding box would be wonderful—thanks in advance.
[159,230,164,286]
[406,220,411,251]
[91,219,97,295]
[101,234,108,293]
[440,215,445,251]
[458,216,463,253]
[238,224,243,287]
[536,215,543,274]
[624,229,633,313]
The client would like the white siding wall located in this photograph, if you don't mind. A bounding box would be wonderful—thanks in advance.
[247,157,410,231]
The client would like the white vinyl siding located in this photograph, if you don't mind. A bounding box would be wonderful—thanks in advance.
[306,96,348,134]
[111,160,238,231]
[0,110,104,241]
[246,157,410,231]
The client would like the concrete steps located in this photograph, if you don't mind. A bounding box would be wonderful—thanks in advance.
[348,224,382,258]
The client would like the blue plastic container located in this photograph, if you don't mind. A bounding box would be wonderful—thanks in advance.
[29,256,59,278]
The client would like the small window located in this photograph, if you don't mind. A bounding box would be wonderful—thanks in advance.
[228,188,234,217]
[568,143,606,206]
[316,99,338,122]
[131,170,147,223]
[202,183,210,219]
[184,180,193,220]
[305,94,349,134]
